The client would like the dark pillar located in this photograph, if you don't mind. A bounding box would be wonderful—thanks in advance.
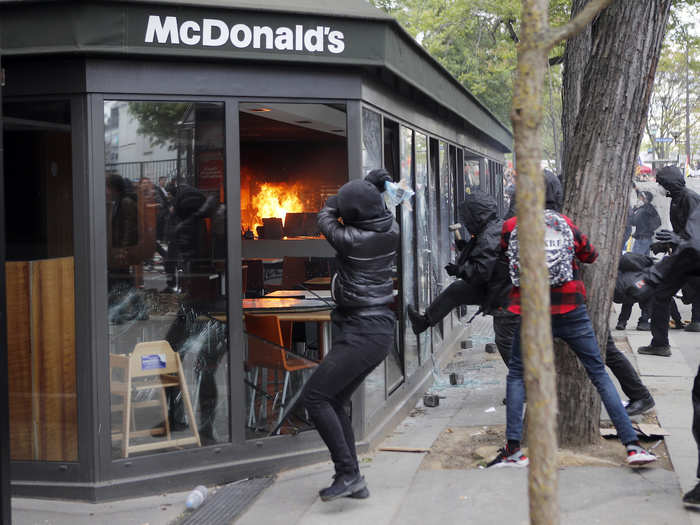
[0,53,12,524]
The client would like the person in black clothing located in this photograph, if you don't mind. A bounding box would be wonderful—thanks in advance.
[630,190,661,255]
[406,189,514,366]
[614,211,700,505]
[640,166,700,356]
[302,169,399,502]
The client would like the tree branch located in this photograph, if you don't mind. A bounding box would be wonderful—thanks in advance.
[544,0,615,50]
[549,55,564,66]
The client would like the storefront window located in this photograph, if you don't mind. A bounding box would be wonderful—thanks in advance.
[399,126,418,378]
[428,138,442,347]
[464,155,481,193]
[239,102,348,437]
[414,132,431,363]
[3,100,77,461]
[362,108,382,175]
[363,107,386,416]
[104,101,228,458]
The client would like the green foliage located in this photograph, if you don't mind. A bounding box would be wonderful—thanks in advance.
[369,0,569,130]
[127,102,191,149]
[643,2,700,160]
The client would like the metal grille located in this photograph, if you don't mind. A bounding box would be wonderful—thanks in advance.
[179,477,274,525]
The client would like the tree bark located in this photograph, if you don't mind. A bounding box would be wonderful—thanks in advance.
[513,4,559,523]
[558,0,672,446]
[513,1,613,523]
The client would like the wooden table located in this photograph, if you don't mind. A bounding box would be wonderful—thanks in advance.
[207,298,334,358]
[265,289,332,299]
[303,276,331,286]
[244,298,332,359]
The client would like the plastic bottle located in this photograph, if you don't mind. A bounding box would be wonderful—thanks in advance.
[185,485,208,510]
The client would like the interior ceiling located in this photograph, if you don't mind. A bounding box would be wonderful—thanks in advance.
[239,103,347,142]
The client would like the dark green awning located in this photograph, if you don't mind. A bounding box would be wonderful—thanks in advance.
[0,0,512,151]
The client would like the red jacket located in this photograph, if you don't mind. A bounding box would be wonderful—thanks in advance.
[500,213,598,315]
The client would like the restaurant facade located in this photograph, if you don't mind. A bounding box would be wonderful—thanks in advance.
[0,0,511,501]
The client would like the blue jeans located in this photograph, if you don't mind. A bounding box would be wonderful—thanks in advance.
[506,305,638,445]
[632,237,652,255]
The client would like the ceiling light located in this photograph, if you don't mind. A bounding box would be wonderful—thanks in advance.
[250,108,271,112]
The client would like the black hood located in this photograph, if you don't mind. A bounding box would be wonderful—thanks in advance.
[337,179,391,230]
[545,171,563,211]
[656,166,685,195]
[459,190,497,235]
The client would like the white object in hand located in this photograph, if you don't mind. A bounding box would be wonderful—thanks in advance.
[185,485,208,510]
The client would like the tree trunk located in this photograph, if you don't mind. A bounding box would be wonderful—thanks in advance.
[513,2,559,523]
[558,0,672,446]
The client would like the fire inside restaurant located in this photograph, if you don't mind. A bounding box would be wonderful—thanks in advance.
[0,0,511,501]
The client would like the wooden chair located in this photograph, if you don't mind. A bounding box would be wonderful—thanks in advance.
[265,257,308,292]
[110,341,200,458]
[242,259,265,297]
[241,264,248,296]
[245,315,318,429]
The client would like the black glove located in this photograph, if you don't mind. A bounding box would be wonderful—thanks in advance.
[650,241,671,254]
[455,238,468,251]
[444,263,459,276]
[655,229,681,246]
[365,168,392,192]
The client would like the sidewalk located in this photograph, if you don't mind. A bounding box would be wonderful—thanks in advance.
[234,306,699,525]
[11,305,699,525]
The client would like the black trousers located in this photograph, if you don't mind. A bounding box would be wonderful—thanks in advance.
[493,312,519,366]
[605,333,649,401]
[651,297,673,347]
[617,299,651,326]
[493,315,648,401]
[425,278,483,324]
[303,319,392,476]
[693,365,700,478]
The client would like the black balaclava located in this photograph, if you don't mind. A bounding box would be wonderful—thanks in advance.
[656,166,685,197]
[336,179,386,224]
[544,170,563,211]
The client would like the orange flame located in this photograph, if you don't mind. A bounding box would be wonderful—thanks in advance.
[251,183,304,232]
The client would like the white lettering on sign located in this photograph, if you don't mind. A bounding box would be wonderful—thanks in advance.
[145,15,346,54]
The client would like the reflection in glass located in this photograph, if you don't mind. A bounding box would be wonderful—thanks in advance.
[399,126,418,378]
[362,108,382,176]
[363,107,386,415]
[382,119,404,393]
[414,133,431,363]
[427,139,442,348]
[3,100,77,461]
[105,101,229,458]
[464,157,481,192]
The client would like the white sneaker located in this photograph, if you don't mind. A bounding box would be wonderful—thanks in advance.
[626,445,657,466]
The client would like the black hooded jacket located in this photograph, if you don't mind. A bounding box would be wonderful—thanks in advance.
[318,180,400,313]
[630,195,661,239]
[656,166,700,239]
[456,190,511,313]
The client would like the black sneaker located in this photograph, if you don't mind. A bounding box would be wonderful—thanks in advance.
[347,486,370,499]
[407,305,430,335]
[637,345,671,357]
[685,321,700,333]
[625,394,655,416]
[486,447,529,468]
[615,322,626,330]
[683,482,700,508]
[319,473,366,502]
[635,321,651,331]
